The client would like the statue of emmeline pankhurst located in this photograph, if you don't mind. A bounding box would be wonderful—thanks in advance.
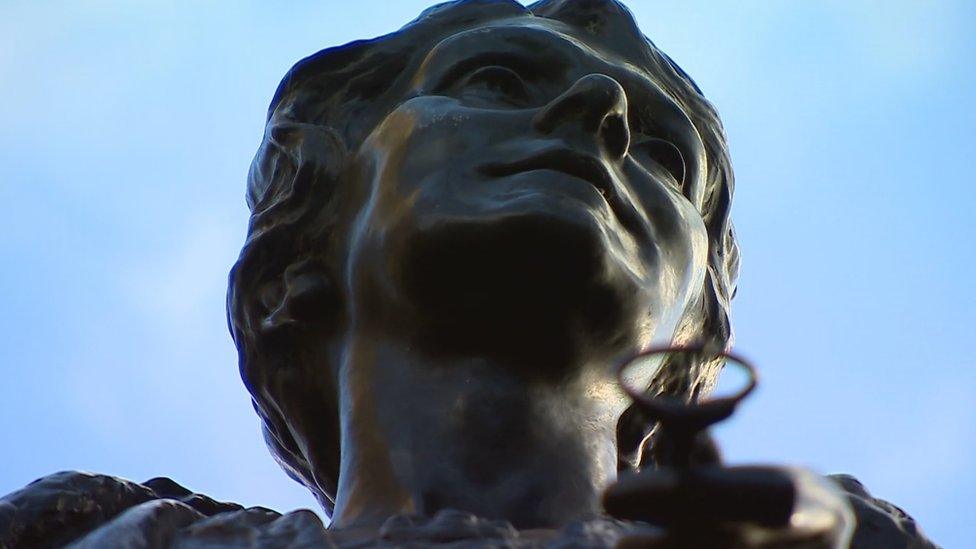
[0,1,937,547]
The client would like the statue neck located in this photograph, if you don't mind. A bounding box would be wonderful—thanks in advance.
[329,335,620,529]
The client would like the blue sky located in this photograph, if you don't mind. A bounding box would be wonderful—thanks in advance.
[0,1,972,546]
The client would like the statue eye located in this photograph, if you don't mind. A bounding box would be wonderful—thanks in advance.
[458,65,530,105]
[630,137,685,185]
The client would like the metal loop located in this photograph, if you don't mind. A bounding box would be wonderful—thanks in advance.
[617,344,758,433]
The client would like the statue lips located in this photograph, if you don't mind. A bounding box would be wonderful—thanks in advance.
[479,148,650,245]
[480,148,618,204]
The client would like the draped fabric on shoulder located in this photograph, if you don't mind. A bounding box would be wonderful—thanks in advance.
[0,471,936,547]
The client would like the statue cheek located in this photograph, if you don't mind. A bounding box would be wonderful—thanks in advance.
[661,199,709,314]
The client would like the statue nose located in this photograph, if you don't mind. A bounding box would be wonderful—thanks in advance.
[533,73,631,159]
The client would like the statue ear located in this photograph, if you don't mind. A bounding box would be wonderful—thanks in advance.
[242,116,347,339]
[259,259,337,336]
[230,115,347,515]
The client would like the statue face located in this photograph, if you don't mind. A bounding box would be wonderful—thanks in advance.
[341,20,709,379]
[233,2,738,518]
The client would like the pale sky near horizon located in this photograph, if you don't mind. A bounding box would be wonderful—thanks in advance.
[1,1,973,546]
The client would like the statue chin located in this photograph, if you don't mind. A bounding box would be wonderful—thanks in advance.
[396,209,646,369]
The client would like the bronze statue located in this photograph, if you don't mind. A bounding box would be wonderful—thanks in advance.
[0,1,936,547]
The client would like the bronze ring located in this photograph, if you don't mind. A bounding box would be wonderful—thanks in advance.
[616,344,758,431]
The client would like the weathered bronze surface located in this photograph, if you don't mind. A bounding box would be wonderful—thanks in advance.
[0,1,937,547]
[228,0,737,532]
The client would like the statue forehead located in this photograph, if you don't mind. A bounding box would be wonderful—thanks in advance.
[414,20,694,131]
[268,1,660,127]
[415,19,645,84]
[256,0,712,208]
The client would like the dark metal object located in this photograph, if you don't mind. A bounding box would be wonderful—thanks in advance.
[606,347,802,536]
[616,344,757,470]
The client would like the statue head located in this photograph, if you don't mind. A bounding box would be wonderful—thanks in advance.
[228,0,737,527]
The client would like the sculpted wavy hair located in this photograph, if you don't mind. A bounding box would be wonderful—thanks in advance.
[227,0,738,516]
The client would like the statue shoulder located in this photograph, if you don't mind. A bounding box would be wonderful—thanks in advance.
[1,470,942,548]
[0,471,327,548]
[830,474,939,549]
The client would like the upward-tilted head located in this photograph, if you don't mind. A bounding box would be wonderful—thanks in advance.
[228,0,737,528]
